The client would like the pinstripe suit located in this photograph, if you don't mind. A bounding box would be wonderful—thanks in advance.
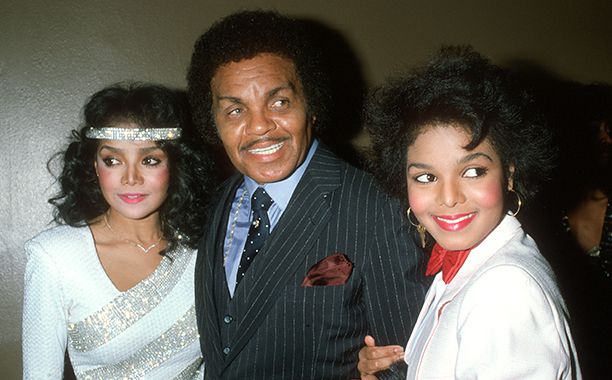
[195,145,427,379]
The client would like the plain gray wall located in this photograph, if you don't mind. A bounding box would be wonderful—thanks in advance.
[2,0,611,378]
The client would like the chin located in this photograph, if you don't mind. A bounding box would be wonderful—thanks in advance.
[251,167,295,184]
[113,208,158,221]
[431,234,479,251]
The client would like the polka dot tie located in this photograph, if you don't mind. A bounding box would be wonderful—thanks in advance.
[235,187,273,287]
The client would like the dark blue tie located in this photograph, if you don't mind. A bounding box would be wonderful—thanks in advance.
[235,187,273,287]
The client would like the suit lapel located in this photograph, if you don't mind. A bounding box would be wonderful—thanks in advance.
[223,145,342,367]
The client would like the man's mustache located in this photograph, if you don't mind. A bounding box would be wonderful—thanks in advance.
[241,137,288,151]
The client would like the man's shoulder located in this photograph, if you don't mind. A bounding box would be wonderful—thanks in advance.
[338,159,393,199]
[311,145,378,186]
[309,144,399,203]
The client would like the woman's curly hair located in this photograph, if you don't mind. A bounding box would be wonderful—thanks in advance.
[48,82,216,250]
[366,46,555,211]
[187,10,332,143]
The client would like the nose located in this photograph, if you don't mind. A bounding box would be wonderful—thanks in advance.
[121,164,143,186]
[245,109,275,136]
[436,179,465,208]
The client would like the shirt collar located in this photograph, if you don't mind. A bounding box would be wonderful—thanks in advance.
[243,139,319,211]
[446,214,522,286]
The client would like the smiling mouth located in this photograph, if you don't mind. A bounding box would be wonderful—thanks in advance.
[433,212,477,231]
[435,213,475,224]
[119,194,146,204]
[247,141,284,155]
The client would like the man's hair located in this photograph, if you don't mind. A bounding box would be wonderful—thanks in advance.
[366,46,555,209]
[187,10,332,143]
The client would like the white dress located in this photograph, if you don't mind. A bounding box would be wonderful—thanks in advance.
[404,215,581,379]
[22,225,203,379]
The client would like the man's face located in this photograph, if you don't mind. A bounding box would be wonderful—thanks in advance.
[211,53,314,184]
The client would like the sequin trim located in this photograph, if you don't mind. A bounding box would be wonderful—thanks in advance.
[174,357,204,380]
[77,306,200,379]
[68,246,192,352]
[84,127,182,141]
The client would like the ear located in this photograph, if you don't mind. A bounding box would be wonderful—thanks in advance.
[94,160,99,177]
[507,164,516,191]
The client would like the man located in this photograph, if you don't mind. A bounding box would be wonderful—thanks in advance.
[187,10,426,379]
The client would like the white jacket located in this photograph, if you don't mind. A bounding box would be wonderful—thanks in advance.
[405,215,581,379]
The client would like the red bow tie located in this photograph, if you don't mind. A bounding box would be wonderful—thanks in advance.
[425,243,472,284]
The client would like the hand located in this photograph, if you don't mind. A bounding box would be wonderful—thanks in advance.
[358,335,405,380]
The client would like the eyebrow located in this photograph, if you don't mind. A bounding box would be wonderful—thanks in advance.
[459,152,494,164]
[98,145,161,154]
[215,95,242,104]
[215,83,297,104]
[406,162,432,171]
[269,83,296,97]
[407,152,494,171]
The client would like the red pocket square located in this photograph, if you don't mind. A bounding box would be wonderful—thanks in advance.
[301,252,353,287]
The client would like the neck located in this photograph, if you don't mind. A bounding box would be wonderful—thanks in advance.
[434,243,473,253]
[104,210,162,242]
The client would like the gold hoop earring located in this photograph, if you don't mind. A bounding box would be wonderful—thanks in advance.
[507,188,522,217]
[407,208,427,248]
[406,207,419,227]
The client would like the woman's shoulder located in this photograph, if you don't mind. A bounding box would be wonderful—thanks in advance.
[464,238,566,313]
[483,231,557,286]
[25,224,92,258]
[169,244,198,272]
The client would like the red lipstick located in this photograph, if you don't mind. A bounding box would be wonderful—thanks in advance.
[433,212,477,232]
[118,193,146,204]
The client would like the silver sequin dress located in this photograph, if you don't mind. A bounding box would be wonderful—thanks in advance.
[22,225,203,379]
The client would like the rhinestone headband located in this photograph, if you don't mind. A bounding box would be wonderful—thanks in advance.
[84,127,182,141]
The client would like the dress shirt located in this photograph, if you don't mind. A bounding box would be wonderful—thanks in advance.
[224,139,319,297]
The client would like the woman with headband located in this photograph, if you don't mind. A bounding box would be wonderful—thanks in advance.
[22,83,214,379]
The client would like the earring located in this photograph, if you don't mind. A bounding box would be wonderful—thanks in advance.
[407,208,427,248]
[507,188,522,217]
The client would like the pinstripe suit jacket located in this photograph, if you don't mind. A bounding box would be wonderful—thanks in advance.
[195,145,427,379]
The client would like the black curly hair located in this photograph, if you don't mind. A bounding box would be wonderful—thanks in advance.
[187,10,332,143]
[366,46,555,211]
[48,82,215,251]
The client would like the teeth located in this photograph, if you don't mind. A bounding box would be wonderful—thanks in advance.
[436,214,474,224]
[248,142,284,155]
[127,195,140,199]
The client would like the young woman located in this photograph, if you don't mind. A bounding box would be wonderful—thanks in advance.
[22,83,214,379]
[358,47,581,379]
